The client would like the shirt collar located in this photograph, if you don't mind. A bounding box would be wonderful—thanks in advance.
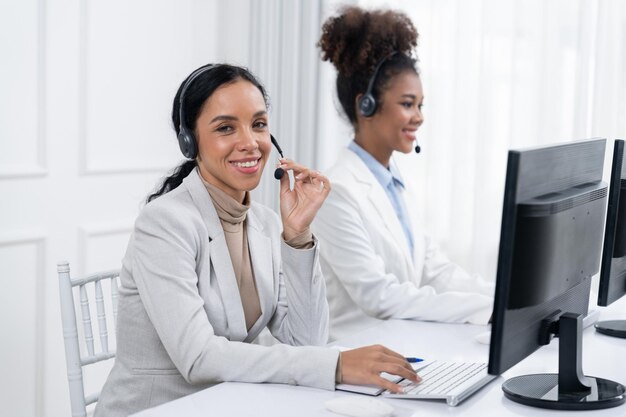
[348,140,405,189]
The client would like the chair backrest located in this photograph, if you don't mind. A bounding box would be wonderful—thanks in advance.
[57,261,120,417]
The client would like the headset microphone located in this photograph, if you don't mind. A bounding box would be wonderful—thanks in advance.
[415,141,421,154]
[270,135,286,179]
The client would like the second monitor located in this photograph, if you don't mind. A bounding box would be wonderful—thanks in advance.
[596,139,626,338]
[488,138,625,410]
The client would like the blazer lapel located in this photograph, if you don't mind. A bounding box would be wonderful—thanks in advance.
[344,149,413,261]
[184,170,247,341]
[244,209,274,342]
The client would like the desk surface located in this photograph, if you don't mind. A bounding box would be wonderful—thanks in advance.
[133,299,626,417]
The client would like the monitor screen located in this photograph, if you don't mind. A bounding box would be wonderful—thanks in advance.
[487,138,625,410]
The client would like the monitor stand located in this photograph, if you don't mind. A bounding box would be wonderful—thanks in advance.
[595,320,626,338]
[502,313,625,410]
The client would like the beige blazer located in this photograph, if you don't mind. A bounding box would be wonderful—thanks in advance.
[96,169,338,417]
[312,148,494,341]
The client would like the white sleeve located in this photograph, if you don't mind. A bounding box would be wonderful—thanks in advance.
[420,235,495,297]
[266,236,331,346]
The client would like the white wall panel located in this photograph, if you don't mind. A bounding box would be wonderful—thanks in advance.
[79,0,217,174]
[78,224,132,274]
[2,0,221,415]
[0,0,46,178]
[0,237,45,417]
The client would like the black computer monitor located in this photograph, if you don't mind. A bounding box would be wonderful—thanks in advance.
[488,138,625,410]
[596,139,626,338]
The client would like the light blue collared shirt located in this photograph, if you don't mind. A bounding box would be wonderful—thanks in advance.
[348,141,415,257]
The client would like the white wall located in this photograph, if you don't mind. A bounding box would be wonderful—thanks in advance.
[0,0,221,415]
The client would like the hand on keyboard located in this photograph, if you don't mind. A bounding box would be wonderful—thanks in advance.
[340,345,422,393]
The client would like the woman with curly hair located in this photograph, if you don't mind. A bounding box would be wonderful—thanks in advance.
[314,6,494,341]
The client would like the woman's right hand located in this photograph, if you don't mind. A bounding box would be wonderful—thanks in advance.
[340,345,421,393]
[276,158,331,241]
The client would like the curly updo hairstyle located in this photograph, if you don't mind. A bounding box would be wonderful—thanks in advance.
[318,6,419,126]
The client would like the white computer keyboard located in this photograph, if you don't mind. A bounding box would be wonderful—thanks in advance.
[384,360,496,406]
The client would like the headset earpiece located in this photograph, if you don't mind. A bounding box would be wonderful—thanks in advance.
[177,64,217,160]
[177,126,197,160]
[358,94,377,118]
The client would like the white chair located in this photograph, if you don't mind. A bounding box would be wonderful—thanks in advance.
[57,261,120,417]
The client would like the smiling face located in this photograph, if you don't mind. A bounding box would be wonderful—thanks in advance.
[194,79,271,202]
[356,70,424,166]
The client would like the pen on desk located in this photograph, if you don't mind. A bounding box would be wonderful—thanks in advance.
[405,357,424,363]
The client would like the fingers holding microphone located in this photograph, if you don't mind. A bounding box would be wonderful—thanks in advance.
[270,135,330,192]
[269,135,331,239]
[276,158,331,196]
[275,158,331,241]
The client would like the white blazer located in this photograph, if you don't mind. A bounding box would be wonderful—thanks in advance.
[96,169,338,417]
[313,148,494,341]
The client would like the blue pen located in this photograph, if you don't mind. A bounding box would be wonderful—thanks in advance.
[405,357,424,363]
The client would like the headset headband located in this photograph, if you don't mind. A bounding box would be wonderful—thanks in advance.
[364,52,398,98]
[178,64,217,131]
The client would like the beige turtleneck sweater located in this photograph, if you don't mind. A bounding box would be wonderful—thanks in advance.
[202,179,261,331]
[200,174,314,331]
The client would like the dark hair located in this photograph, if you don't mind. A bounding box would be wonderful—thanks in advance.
[146,64,269,203]
[318,6,419,126]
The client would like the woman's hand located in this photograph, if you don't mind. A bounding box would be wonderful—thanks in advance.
[340,345,421,393]
[278,159,331,241]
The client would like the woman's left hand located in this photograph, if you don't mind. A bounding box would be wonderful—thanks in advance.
[277,159,331,241]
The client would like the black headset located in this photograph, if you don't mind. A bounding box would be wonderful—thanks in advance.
[358,52,398,118]
[177,64,215,160]
[177,64,287,172]
[270,135,286,179]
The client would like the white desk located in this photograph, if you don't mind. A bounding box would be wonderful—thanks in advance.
[133,299,626,417]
